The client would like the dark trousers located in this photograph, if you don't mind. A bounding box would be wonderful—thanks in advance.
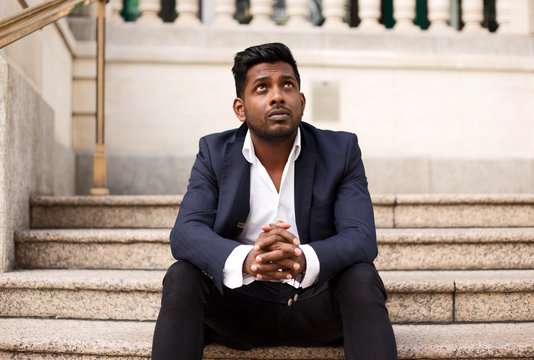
[152,261,398,360]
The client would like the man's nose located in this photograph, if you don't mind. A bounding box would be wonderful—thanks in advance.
[270,86,285,105]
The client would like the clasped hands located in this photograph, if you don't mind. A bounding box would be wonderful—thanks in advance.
[243,221,306,281]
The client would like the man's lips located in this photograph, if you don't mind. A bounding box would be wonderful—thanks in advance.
[267,108,291,120]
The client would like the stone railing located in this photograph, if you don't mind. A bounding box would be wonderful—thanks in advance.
[106,0,532,35]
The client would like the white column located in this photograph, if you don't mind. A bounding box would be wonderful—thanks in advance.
[462,0,485,33]
[497,0,534,35]
[496,0,512,33]
[358,0,382,31]
[176,0,201,25]
[323,0,348,29]
[137,0,162,23]
[213,0,238,25]
[394,0,419,32]
[286,0,310,27]
[109,0,123,22]
[427,0,452,32]
[250,0,274,26]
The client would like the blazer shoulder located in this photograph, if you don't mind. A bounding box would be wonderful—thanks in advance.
[201,127,240,149]
[301,122,358,150]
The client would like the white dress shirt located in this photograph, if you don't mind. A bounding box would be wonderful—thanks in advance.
[223,128,320,289]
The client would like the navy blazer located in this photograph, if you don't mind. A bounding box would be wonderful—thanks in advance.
[170,122,377,293]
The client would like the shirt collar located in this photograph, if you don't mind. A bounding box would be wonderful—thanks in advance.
[242,127,301,164]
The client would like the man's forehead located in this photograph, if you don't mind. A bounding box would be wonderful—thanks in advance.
[246,62,296,81]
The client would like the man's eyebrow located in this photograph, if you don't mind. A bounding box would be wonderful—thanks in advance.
[251,76,270,84]
[280,75,297,81]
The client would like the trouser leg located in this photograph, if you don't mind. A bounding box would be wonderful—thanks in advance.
[152,261,212,360]
[331,263,398,360]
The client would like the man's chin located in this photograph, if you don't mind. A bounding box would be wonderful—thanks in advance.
[255,128,298,143]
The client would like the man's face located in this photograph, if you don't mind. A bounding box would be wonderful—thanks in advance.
[233,61,306,143]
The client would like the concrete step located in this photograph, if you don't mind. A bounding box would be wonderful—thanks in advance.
[375,227,534,270]
[1,318,534,359]
[15,228,175,270]
[30,194,534,229]
[1,269,533,323]
[30,195,182,229]
[15,227,534,271]
[383,194,534,228]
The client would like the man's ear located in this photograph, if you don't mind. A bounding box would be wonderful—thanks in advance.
[300,93,306,116]
[233,97,246,122]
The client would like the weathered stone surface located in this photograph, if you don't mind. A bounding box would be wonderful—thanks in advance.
[454,270,534,322]
[3,269,533,324]
[0,270,164,320]
[15,229,174,270]
[30,196,181,228]
[1,318,534,359]
[375,227,534,270]
[0,60,55,272]
[394,194,534,228]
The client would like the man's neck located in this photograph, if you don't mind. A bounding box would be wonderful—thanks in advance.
[250,132,296,192]
[250,132,295,170]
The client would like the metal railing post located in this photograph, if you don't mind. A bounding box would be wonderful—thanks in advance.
[90,0,109,195]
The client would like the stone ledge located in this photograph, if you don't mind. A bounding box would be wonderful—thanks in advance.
[395,194,534,205]
[3,268,532,294]
[0,269,165,292]
[1,318,534,359]
[15,228,172,244]
[1,270,533,323]
[29,194,534,228]
[381,270,534,293]
[93,25,534,73]
[31,195,182,206]
[20,227,534,245]
[31,193,534,206]
[15,228,534,271]
[378,227,534,244]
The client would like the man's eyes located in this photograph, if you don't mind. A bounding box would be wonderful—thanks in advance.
[254,82,294,91]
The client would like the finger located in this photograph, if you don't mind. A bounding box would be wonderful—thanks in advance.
[255,250,289,264]
[256,229,298,249]
[263,241,300,254]
[272,258,302,272]
[261,222,291,232]
[254,233,286,251]
[253,262,290,273]
[254,269,294,281]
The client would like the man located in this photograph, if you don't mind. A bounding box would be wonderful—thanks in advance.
[152,42,397,360]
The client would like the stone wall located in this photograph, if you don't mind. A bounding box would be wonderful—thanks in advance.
[0,3,77,271]
[0,59,54,271]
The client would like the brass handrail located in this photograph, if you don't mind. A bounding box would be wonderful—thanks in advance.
[0,0,96,48]
[1,0,109,195]
[90,0,109,195]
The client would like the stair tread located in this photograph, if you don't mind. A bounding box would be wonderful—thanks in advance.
[16,228,172,243]
[1,318,533,359]
[31,194,534,206]
[16,227,534,244]
[2,269,534,293]
[378,227,534,243]
[31,195,183,206]
[0,269,166,291]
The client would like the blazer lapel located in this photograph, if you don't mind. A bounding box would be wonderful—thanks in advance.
[294,129,315,244]
[216,124,250,239]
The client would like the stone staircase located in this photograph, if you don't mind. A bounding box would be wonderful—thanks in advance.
[1,194,534,359]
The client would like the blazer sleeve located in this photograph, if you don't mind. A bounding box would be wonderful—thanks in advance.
[309,133,377,287]
[169,137,241,293]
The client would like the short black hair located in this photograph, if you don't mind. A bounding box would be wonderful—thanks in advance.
[232,42,301,98]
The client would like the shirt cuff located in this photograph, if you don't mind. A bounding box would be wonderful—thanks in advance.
[299,244,319,288]
[223,244,253,289]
